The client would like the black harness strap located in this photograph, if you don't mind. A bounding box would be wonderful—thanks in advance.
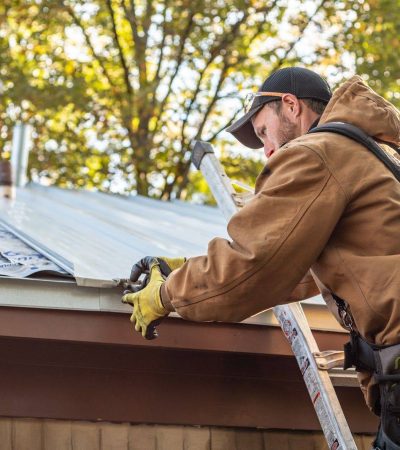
[308,122,400,449]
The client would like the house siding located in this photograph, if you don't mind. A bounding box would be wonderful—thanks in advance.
[0,418,375,450]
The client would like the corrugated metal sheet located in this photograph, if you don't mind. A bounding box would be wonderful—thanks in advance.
[0,418,375,450]
[0,183,227,286]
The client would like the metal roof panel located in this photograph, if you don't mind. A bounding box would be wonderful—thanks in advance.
[0,184,228,286]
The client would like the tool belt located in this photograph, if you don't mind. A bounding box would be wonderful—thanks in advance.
[334,295,400,449]
[345,332,400,450]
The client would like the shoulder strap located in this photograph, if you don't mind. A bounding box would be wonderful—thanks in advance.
[308,122,400,182]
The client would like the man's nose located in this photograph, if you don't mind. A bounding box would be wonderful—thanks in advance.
[263,138,275,158]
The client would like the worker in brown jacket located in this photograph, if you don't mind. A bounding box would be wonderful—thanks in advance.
[122,67,400,449]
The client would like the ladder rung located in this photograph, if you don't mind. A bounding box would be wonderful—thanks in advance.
[329,368,359,388]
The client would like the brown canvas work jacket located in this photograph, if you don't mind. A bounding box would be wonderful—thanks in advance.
[161,76,400,408]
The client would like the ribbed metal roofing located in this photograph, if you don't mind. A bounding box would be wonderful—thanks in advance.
[0,183,227,287]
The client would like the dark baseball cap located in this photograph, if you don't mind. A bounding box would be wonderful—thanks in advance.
[226,67,332,149]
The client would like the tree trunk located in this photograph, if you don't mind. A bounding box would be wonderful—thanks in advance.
[175,161,192,200]
[135,168,149,195]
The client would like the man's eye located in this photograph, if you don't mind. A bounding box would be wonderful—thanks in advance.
[256,129,266,142]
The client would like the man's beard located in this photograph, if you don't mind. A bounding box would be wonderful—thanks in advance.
[277,113,299,148]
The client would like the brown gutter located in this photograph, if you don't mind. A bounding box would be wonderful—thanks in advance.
[0,306,349,356]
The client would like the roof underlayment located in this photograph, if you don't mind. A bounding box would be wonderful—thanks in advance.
[0,223,70,278]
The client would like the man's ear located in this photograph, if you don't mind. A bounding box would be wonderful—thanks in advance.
[281,94,301,117]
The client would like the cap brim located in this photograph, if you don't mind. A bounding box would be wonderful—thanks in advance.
[226,104,264,149]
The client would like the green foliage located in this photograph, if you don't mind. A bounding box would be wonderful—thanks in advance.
[0,0,398,201]
[343,0,400,108]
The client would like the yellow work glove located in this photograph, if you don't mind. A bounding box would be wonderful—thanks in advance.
[122,263,166,339]
[123,256,186,339]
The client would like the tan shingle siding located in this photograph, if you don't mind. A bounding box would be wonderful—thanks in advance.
[0,418,375,450]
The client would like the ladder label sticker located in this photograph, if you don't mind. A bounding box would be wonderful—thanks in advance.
[331,440,340,450]
[299,356,310,375]
[279,314,298,345]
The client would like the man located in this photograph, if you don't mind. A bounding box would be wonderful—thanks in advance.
[123,67,400,449]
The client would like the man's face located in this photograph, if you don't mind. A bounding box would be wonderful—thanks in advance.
[252,102,299,158]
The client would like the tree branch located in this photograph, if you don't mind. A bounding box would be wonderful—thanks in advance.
[205,106,244,142]
[246,0,280,49]
[150,0,168,109]
[152,1,168,82]
[121,0,141,47]
[177,63,208,140]
[106,0,133,100]
[178,11,249,142]
[183,1,281,144]
[121,0,149,88]
[142,0,154,50]
[194,62,230,140]
[153,10,195,131]
[272,0,327,70]
[181,9,252,135]
[64,3,120,96]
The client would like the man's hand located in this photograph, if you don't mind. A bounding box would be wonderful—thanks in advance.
[122,262,166,339]
[122,256,186,339]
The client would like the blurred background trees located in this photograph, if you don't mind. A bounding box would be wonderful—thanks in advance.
[0,0,399,202]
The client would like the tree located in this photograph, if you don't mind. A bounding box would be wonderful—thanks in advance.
[0,0,331,195]
[0,0,398,200]
[343,0,400,107]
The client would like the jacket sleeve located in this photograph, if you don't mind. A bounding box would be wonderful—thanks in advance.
[162,144,347,322]
[286,270,320,303]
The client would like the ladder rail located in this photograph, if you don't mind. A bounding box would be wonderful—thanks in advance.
[192,140,357,450]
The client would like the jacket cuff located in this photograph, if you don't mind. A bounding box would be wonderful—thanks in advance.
[160,282,175,312]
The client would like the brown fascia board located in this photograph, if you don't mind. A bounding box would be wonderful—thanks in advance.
[0,303,359,386]
[0,305,348,357]
[0,334,378,433]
